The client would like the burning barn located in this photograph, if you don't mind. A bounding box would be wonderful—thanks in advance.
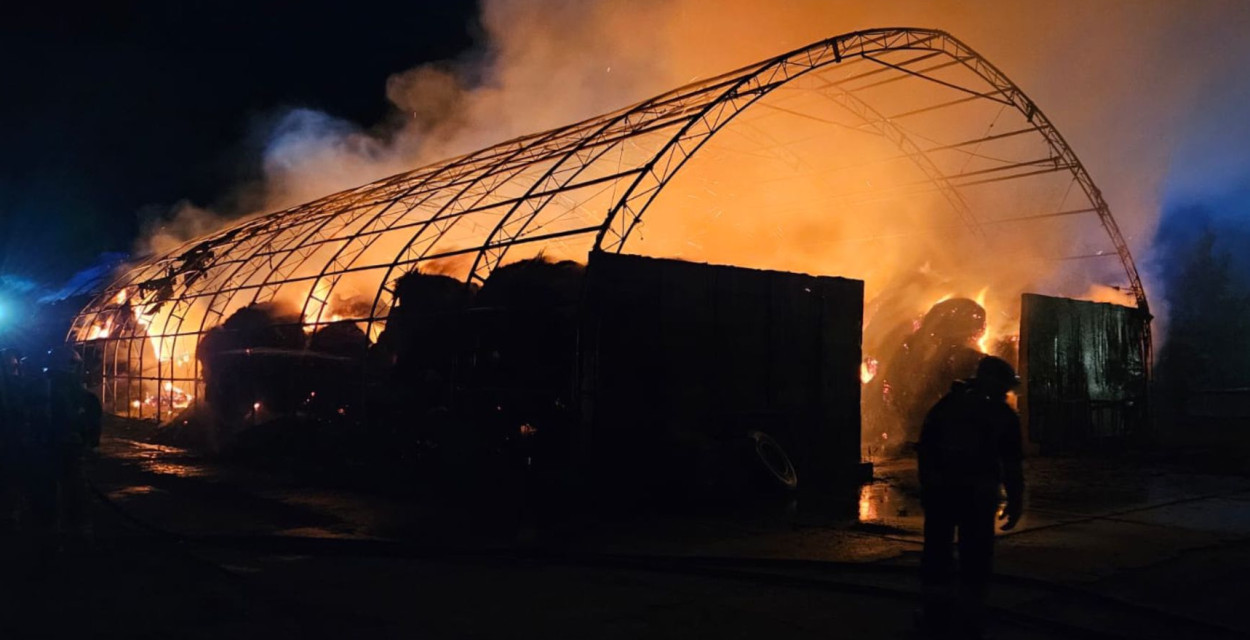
[69,29,1151,488]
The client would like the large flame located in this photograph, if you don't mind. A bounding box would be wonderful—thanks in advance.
[86,318,113,341]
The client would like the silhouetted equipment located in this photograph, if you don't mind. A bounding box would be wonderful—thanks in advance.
[1019,294,1149,453]
[579,251,864,496]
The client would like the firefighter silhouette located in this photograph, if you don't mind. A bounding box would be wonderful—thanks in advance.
[917,355,1024,638]
[29,346,100,548]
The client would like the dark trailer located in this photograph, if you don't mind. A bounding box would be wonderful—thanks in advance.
[577,251,865,499]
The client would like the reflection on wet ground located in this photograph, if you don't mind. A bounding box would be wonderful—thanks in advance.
[138,460,215,479]
[856,459,924,537]
[106,485,162,500]
[104,438,217,479]
[72,416,1250,639]
[855,455,1250,542]
[90,416,1250,558]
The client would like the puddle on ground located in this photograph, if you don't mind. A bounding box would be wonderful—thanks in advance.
[138,460,215,478]
[108,438,218,479]
[857,479,924,532]
[273,526,378,540]
[855,458,925,532]
[107,485,162,499]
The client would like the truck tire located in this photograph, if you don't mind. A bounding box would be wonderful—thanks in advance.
[747,430,797,491]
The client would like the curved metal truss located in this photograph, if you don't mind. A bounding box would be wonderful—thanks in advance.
[69,27,1150,420]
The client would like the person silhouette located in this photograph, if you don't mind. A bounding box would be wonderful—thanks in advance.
[916,355,1024,638]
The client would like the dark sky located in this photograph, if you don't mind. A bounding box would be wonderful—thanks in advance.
[0,1,480,292]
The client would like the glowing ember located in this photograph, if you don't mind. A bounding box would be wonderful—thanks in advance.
[860,357,878,384]
[161,381,194,410]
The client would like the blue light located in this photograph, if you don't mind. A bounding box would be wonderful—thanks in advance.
[0,294,24,336]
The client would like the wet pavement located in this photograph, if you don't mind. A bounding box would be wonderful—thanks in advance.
[2,417,1249,638]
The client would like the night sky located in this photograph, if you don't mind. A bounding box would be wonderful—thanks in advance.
[0,1,479,293]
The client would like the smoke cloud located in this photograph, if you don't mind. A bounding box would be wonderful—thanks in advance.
[134,0,1250,348]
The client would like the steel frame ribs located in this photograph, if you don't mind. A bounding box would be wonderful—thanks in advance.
[68,28,1151,419]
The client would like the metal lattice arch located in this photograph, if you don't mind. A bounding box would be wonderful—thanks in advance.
[70,28,1149,420]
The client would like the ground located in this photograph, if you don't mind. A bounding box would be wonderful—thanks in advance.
[1,418,1248,639]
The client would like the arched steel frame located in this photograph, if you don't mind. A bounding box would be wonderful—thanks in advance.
[68,28,1150,420]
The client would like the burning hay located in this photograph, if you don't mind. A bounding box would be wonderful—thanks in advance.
[864,296,991,453]
[70,29,1148,472]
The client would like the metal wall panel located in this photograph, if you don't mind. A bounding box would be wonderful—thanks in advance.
[1020,293,1149,453]
[580,251,863,492]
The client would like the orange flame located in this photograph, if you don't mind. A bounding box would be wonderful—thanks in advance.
[87,318,114,340]
[975,287,991,353]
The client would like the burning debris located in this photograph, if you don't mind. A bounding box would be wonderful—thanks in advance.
[66,30,1151,485]
[862,293,1021,457]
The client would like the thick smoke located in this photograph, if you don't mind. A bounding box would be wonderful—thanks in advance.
[136,0,1250,347]
[138,201,237,257]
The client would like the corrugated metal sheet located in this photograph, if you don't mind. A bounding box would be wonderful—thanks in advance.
[1019,293,1149,453]
[579,251,863,493]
